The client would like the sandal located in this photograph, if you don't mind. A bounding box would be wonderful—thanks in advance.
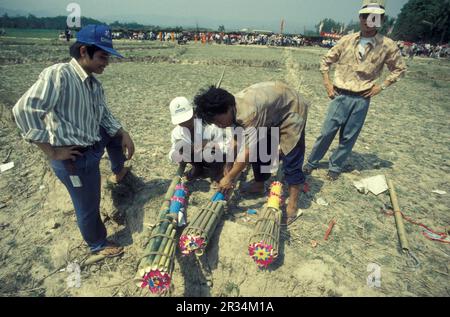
[327,171,340,181]
[281,215,300,226]
[93,242,124,258]
[281,210,303,227]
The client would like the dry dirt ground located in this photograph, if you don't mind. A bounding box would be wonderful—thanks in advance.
[0,38,449,297]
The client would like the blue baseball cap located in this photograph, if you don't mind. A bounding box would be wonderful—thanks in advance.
[76,24,123,58]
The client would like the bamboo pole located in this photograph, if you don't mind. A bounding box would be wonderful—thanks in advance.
[203,202,223,243]
[216,67,226,88]
[137,164,186,281]
[387,180,409,253]
[158,228,177,271]
[145,219,172,266]
[158,163,186,220]
[197,202,216,236]
[187,205,207,231]
[152,223,174,270]
[274,209,281,255]
[163,236,176,272]
[248,183,283,266]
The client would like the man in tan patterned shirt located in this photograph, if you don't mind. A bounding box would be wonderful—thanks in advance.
[304,0,407,180]
[194,81,309,224]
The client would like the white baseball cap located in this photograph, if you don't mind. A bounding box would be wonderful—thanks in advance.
[169,97,194,125]
[359,0,386,15]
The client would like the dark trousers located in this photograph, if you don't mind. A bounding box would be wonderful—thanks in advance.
[50,127,125,251]
[252,130,306,186]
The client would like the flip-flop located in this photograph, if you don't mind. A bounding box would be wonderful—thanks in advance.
[281,215,300,226]
[281,210,303,227]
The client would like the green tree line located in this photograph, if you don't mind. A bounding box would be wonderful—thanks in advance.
[392,0,449,43]
[0,14,102,29]
[0,14,188,33]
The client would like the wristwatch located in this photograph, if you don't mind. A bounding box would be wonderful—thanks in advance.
[380,83,388,90]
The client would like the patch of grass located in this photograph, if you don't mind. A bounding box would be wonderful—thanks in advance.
[3,28,61,39]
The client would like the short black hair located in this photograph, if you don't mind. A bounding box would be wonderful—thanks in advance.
[194,86,236,124]
[69,42,103,59]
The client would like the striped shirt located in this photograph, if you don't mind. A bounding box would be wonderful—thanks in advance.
[12,58,122,146]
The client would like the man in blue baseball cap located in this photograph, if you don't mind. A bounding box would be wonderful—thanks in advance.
[76,24,124,58]
[13,24,134,259]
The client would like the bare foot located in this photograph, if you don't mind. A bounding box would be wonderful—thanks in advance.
[186,165,204,181]
[286,202,298,219]
[109,167,130,184]
[282,184,302,226]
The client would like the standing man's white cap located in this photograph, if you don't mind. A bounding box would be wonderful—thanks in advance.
[359,0,386,15]
[169,97,194,125]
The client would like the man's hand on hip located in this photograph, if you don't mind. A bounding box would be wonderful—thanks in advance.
[323,73,336,99]
[362,85,382,98]
[52,146,83,161]
[325,83,336,99]
[35,142,83,161]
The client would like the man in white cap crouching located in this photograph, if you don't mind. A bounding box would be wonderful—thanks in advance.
[168,97,233,186]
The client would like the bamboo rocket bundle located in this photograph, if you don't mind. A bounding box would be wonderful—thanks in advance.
[136,183,188,293]
[134,164,187,294]
[179,191,227,256]
[248,182,283,269]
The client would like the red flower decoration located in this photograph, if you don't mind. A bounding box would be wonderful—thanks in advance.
[248,242,275,268]
[141,270,171,293]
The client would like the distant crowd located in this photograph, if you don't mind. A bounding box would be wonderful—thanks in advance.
[398,41,449,59]
[108,31,450,58]
[2,27,446,59]
[109,31,324,47]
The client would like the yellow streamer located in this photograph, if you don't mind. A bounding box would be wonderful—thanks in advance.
[267,182,282,209]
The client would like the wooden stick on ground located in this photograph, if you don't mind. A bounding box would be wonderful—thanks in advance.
[387,179,409,253]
